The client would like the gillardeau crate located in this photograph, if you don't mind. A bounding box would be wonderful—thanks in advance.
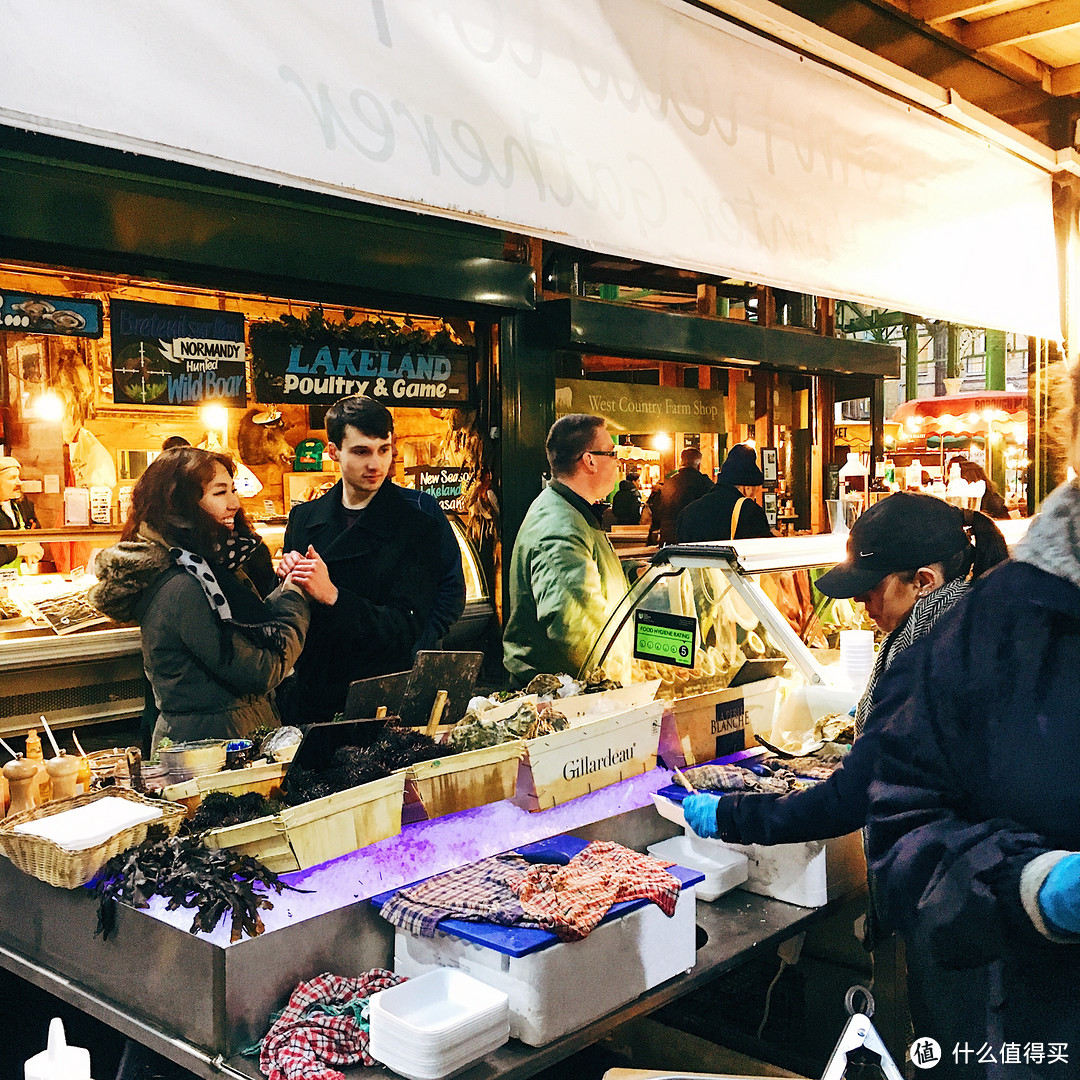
[405,739,526,821]
[659,676,782,768]
[162,760,288,817]
[516,701,663,812]
[200,771,406,873]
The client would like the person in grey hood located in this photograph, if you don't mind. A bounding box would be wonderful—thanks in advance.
[868,426,1080,1071]
[90,446,318,752]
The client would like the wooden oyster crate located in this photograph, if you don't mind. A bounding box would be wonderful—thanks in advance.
[405,740,526,822]
[162,761,288,817]
[516,701,663,812]
[200,771,406,873]
[659,677,782,768]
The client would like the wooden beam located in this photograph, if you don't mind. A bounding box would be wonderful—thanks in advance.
[1051,61,1080,97]
[960,1,1080,51]
[911,0,995,25]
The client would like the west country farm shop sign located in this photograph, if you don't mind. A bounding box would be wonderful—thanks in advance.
[555,379,726,434]
[251,337,473,407]
[109,300,247,407]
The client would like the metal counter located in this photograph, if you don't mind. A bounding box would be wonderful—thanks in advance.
[0,794,848,1080]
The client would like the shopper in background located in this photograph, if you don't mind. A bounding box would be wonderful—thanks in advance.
[89,447,312,752]
[0,456,43,567]
[503,414,629,686]
[682,493,1007,857]
[675,443,771,543]
[277,395,447,725]
[646,446,713,545]
[947,455,1010,519]
[611,469,643,526]
[868,410,1080,1072]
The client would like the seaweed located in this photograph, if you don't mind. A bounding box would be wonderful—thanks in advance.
[185,791,282,833]
[92,835,307,943]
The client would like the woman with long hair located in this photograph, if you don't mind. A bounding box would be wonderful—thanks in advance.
[90,447,319,750]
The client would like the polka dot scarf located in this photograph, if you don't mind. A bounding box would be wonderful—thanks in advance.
[170,534,262,624]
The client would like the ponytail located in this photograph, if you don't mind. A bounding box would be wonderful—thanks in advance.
[966,509,1009,579]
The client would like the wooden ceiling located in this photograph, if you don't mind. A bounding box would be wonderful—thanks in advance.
[704,0,1080,149]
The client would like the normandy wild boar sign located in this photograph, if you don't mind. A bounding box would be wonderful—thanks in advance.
[250,312,473,408]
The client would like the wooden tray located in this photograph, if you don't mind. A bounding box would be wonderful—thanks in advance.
[405,740,526,821]
[516,701,663,811]
[162,760,288,817]
[200,771,405,873]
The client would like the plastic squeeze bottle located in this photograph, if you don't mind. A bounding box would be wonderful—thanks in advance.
[24,730,52,804]
[23,1017,92,1080]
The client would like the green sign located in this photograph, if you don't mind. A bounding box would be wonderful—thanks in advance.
[555,378,726,434]
[633,610,697,669]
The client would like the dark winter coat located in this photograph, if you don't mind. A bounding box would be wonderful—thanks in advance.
[611,481,642,525]
[868,489,1080,1076]
[675,481,771,543]
[90,532,308,749]
[279,480,441,725]
[647,467,713,544]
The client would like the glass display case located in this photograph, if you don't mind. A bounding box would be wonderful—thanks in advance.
[582,534,858,700]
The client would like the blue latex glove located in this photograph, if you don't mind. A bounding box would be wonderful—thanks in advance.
[682,792,721,839]
[1038,853,1080,935]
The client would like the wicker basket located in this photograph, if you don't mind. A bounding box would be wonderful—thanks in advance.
[0,787,187,889]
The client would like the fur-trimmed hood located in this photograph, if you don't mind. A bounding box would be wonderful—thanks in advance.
[89,538,173,623]
[1013,479,1080,594]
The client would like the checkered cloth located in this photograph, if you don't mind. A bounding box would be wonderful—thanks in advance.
[682,762,793,794]
[378,853,541,938]
[513,841,680,941]
[259,969,406,1080]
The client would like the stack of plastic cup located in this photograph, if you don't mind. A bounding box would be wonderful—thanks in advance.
[838,629,875,694]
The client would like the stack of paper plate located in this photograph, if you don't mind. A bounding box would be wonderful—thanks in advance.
[368,968,509,1080]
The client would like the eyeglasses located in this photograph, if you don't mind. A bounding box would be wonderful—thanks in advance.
[581,448,618,458]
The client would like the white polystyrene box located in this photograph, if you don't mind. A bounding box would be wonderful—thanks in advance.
[393,884,698,1046]
[648,835,748,902]
[652,793,865,907]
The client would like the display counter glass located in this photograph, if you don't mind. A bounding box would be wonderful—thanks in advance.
[581,534,858,699]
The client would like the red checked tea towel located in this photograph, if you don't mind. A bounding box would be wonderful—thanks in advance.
[260,969,406,1080]
[512,840,679,941]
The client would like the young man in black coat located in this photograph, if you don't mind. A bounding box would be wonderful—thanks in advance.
[278,396,451,726]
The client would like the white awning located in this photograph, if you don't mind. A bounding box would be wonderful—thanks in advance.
[0,0,1061,338]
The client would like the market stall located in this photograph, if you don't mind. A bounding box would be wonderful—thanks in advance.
[0,533,873,1079]
[891,391,1029,511]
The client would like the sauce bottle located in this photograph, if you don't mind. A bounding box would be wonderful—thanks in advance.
[24,729,52,804]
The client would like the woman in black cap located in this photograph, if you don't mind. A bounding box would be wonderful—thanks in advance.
[682,491,1007,854]
[675,443,772,542]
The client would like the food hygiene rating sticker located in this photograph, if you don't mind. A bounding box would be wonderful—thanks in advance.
[633,610,697,669]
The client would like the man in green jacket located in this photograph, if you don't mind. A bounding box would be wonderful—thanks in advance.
[503,414,631,687]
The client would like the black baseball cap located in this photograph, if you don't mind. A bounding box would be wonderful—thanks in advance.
[815,492,970,599]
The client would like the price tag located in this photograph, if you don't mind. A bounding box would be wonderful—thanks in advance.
[633,610,697,669]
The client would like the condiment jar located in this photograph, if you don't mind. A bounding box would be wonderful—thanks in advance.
[45,751,82,802]
[3,755,39,817]
[75,755,91,796]
[24,729,52,803]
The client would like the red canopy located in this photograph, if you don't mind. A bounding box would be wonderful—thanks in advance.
[892,391,1027,427]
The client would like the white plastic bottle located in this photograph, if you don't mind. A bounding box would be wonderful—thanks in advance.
[23,1018,92,1080]
[839,452,869,515]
